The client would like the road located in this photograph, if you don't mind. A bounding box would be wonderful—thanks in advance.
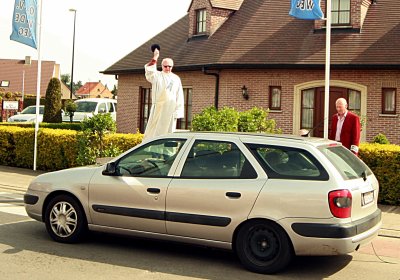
[0,186,399,279]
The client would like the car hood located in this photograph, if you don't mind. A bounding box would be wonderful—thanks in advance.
[28,165,100,192]
[9,114,43,122]
[62,112,93,122]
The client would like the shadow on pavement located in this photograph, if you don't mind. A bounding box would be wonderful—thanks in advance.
[0,214,353,280]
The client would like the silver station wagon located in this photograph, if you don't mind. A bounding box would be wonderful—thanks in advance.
[24,132,381,274]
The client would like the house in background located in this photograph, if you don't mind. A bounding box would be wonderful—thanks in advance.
[61,81,77,100]
[103,0,400,144]
[0,57,60,100]
[75,81,113,99]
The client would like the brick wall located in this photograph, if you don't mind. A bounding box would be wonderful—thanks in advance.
[117,68,400,145]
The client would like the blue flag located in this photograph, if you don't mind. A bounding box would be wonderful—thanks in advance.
[10,0,38,49]
[289,0,324,20]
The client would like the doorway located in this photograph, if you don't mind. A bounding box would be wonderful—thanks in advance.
[300,87,361,138]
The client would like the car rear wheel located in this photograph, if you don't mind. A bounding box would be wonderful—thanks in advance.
[44,195,87,243]
[235,220,293,274]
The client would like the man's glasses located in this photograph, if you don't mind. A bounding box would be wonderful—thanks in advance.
[163,65,172,68]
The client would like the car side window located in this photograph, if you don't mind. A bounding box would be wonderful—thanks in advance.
[181,140,257,179]
[116,139,186,177]
[107,102,115,113]
[247,144,329,180]
[98,103,107,113]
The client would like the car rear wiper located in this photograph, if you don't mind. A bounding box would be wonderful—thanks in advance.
[361,170,367,181]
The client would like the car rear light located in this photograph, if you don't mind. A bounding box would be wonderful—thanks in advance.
[328,189,352,218]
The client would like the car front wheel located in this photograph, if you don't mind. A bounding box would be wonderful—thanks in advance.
[235,220,293,274]
[44,195,87,243]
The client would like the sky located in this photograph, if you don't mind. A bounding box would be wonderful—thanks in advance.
[1,0,192,89]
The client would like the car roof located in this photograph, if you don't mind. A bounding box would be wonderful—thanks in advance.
[75,98,116,102]
[26,105,44,108]
[169,131,338,147]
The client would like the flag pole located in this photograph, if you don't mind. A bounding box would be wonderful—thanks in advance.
[33,0,43,171]
[323,0,332,139]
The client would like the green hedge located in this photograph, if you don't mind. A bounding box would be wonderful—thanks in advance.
[359,143,400,205]
[0,122,84,131]
[0,126,143,171]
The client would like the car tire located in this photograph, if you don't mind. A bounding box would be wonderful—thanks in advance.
[235,220,293,274]
[44,195,87,243]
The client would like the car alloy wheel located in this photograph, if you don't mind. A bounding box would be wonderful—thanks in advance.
[235,220,293,274]
[45,195,87,243]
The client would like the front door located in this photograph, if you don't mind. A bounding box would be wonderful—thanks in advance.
[302,87,351,138]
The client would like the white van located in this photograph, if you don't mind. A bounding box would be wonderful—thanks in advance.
[63,98,117,122]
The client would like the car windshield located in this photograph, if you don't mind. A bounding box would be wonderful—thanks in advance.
[22,106,44,114]
[319,145,372,180]
[75,101,97,113]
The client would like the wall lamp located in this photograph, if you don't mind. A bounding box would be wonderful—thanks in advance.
[241,85,249,100]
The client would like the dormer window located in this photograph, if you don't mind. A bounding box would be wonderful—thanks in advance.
[331,0,350,25]
[196,9,207,34]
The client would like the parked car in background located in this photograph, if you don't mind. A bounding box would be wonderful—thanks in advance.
[24,132,381,274]
[62,98,117,122]
[8,105,44,123]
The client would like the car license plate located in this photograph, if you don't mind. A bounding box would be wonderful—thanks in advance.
[362,191,374,206]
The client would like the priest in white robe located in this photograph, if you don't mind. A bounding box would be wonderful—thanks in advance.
[143,48,184,142]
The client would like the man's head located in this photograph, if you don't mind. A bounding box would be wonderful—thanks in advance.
[162,58,174,74]
[335,98,348,116]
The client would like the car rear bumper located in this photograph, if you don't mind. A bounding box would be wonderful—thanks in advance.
[291,209,381,238]
[288,209,382,255]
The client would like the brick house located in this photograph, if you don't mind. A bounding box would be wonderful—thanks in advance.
[103,0,400,144]
[0,57,60,98]
[75,81,113,99]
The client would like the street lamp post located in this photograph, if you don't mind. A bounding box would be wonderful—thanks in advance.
[69,8,77,99]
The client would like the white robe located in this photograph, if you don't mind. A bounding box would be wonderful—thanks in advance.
[143,63,184,142]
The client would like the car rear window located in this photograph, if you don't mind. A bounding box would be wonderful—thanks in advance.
[318,145,372,180]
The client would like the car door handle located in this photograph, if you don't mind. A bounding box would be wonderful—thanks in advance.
[226,192,241,198]
[147,188,161,194]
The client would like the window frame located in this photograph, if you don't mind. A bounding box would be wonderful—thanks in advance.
[269,86,282,111]
[139,87,152,133]
[177,87,193,130]
[330,0,351,26]
[382,88,397,115]
[196,9,207,34]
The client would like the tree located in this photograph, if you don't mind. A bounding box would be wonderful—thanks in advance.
[65,99,77,122]
[61,74,70,86]
[43,78,62,123]
[111,84,118,98]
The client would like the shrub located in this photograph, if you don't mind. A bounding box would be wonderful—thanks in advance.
[76,113,120,166]
[373,133,390,144]
[359,143,400,205]
[192,106,281,133]
[64,99,77,122]
[43,78,63,123]
[238,107,281,133]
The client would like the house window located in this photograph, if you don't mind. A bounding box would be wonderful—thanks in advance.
[177,88,193,130]
[140,87,193,132]
[382,88,396,114]
[139,87,152,133]
[301,89,315,131]
[196,9,207,34]
[269,86,281,110]
[348,89,361,115]
[331,0,350,25]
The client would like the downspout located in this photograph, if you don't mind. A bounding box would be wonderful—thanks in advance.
[202,67,220,110]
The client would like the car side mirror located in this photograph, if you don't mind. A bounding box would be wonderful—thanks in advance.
[102,162,118,176]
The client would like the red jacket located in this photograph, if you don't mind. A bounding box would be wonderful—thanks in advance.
[329,111,361,154]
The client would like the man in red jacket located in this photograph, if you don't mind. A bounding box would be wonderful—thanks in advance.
[329,98,361,155]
